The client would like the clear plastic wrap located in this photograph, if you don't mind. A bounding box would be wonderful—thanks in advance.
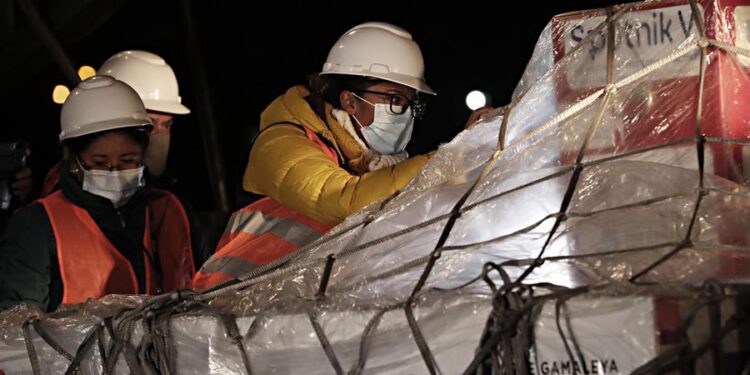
[3,0,750,373]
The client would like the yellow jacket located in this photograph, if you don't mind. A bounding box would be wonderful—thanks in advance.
[242,86,429,225]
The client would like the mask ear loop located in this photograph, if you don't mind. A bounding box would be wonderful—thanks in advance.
[69,156,87,176]
[349,92,372,132]
[350,92,375,107]
[351,114,366,130]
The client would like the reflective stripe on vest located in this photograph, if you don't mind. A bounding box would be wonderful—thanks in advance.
[191,126,336,289]
[40,189,195,304]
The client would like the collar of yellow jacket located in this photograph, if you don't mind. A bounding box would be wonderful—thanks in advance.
[260,85,370,173]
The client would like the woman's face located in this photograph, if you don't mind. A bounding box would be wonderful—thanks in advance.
[341,81,418,128]
[77,131,144,171]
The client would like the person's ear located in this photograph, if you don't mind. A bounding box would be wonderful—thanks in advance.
[340,90,357,115]
[69,160,79,174]
[68,157,84,183]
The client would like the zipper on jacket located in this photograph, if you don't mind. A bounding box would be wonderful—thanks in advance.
[116,211,126,229]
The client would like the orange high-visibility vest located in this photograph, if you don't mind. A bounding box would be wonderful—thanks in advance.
[191,124,336,289]
[40,189,195,304]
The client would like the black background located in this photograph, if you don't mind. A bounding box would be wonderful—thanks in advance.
[1,0,624,211]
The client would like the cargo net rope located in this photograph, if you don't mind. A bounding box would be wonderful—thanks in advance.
[3,0,750,374]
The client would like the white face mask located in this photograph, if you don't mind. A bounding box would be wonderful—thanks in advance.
[352,93,414,155]
[144,132,170,177]
[78,161,146,208]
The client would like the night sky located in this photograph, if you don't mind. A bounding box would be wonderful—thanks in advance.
[1,0,624,211]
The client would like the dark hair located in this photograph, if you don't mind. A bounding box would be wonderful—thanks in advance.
[65,127,150,157]
[306,73,384,108]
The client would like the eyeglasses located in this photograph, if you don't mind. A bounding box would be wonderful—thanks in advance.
[77,157,143,172]
[353,89,427,119]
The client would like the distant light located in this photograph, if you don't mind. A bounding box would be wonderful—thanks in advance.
[77,65,96,80]
[465,90,487,110]
[52,85,70,104]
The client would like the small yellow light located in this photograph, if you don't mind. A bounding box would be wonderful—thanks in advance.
[77,65,96,80]
[52,85,70,104]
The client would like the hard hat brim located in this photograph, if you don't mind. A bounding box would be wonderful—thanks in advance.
[143,100,191,115]
[59,118,153,141]
[320,71,436,95]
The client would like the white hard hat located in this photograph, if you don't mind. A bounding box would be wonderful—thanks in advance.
[99,50,191,114]
[60,75,152,141]
[321,22,436,95]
